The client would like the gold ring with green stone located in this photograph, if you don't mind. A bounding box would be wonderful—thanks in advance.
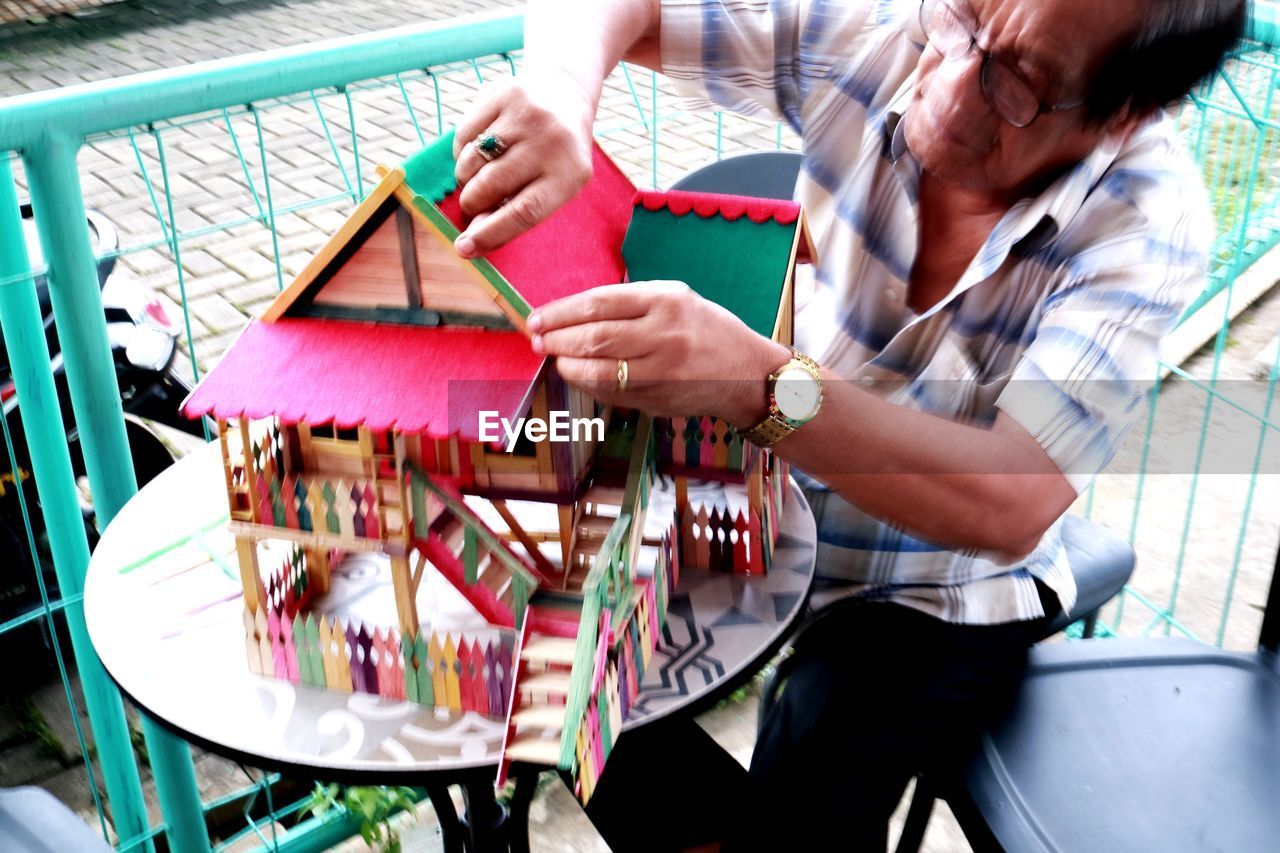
[474,131,508,162]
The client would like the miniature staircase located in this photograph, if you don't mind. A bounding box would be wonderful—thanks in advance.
[497,594,585,786]
[565,482,627,591]
[407,465,550,628]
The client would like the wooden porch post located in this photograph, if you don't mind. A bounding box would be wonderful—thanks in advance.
[390,553,418,636]
[235,536,263,612]
[307,547,331,595]
[558,504,574,575]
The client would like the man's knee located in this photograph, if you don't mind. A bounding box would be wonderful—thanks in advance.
[751,645,910,784]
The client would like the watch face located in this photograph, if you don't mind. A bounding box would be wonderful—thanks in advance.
[775,366,821,420]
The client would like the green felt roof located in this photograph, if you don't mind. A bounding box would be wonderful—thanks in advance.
[620,206,795,337]
[401,128,458,203]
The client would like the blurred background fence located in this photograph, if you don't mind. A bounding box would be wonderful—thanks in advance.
[2,2,1280,849]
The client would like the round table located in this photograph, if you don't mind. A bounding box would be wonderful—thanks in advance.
[85,441,817,850]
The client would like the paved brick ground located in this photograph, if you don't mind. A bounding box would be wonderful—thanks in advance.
[0,0,125,26]
[0,0,523,93]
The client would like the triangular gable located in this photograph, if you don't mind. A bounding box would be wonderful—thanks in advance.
[621,190,812,339]
[259,166,522,329]
[260,168,407,323]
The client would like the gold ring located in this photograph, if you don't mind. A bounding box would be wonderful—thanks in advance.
[616,358,629,392]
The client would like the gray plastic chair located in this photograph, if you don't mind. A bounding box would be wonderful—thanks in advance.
[948,548,1280,852]
[669,150,806,199]
[0,787,113,852]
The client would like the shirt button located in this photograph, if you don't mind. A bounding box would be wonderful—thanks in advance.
[885,286,898,300]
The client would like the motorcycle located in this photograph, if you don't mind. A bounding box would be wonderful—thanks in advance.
[1,201,210,677]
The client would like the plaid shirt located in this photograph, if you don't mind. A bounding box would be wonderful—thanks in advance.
[660,0,1212,623]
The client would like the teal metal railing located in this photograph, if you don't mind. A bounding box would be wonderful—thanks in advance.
[0,12,524,852]
[3,4,1280,850]
[1080,3,1280,648]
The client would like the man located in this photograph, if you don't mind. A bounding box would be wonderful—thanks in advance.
[452,0,1244,848]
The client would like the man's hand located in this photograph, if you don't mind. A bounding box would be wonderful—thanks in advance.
[452,74,596,258]
[527,281,791,425]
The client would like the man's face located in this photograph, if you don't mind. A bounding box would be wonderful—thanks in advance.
[903,0,1145,198]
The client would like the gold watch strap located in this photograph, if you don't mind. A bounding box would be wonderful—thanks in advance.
[738,348,822,449]
[789,349,822,375]
[739,415,795,448]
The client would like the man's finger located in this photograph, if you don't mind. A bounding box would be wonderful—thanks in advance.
[457,152,542,219]
[455,178,565,257]
[534,319,654,361]
[453,91,501,159]
[455,126,523,190]
[528,284,650,333]
[553,356,641,403]
[453,105,506,186]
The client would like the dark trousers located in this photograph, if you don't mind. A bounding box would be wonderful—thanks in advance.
[586,590,1058,852]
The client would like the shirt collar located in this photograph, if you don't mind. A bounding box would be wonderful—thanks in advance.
[884,108,921,200]
[878,103,1131,321]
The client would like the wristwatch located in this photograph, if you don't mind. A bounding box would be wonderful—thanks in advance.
[738,348,824,448]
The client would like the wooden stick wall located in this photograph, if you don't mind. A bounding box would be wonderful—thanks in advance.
[242,606,516,717]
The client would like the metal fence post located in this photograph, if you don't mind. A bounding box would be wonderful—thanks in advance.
[22,134,137,519]
[0,156,156,850]
[20,137,212,853]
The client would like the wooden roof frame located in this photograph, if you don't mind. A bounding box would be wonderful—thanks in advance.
[259,164,532,333]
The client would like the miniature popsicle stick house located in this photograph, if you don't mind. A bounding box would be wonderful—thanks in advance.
[182,130,813,803]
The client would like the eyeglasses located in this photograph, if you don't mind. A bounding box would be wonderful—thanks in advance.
[917,0,1087,128]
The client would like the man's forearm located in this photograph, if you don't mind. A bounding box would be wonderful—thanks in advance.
[741,343,1076,559]
[523,0,661,116]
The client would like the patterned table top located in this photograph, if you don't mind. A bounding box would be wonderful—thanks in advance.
[85,442,816,781]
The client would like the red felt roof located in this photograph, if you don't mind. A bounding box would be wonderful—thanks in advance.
[633,189,802,225]
[182,319,543,439]
[435,144,635,309]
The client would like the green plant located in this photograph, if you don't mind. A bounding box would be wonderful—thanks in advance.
[16,699,67,763]
[127,718,150,765]
[304,783,418,852]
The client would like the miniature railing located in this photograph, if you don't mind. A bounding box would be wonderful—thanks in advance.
[617,416,656,592]
[406,463,540,625]
[571,622,623,805]
[221,423,394,546]
[763,456,788,567]
[254,472,386,542]
[557,433,676,794]
[259,545,313,619]
[558,514,626,771]
[242,606,514,715]
[651,511,681,630]
[563,533,669,803]
[680,503,767,573]
[655,416,751,475]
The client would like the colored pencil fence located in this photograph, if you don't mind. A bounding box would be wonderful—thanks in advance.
[655,416,751,475]
[241,610,515,717]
